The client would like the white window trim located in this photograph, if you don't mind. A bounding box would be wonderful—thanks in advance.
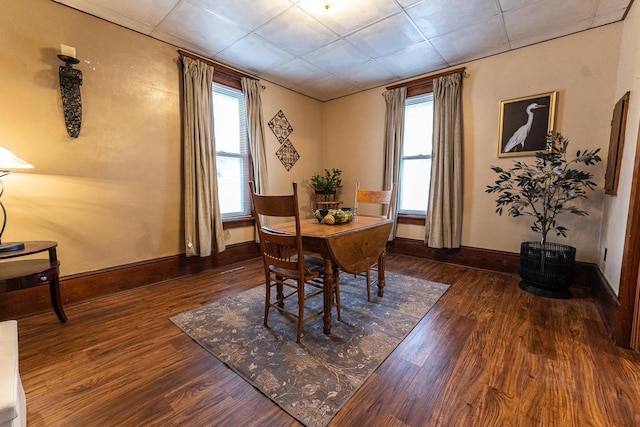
[213,83,251,219]
[398,92,433,216]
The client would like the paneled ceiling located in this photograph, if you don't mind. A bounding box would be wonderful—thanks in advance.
[53,0,632,101]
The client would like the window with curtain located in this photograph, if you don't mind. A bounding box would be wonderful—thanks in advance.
[212,82,250,219]
[399,92,433,215]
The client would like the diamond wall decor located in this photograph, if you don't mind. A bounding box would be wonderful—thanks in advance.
[276,139,300,171]
[268,110,293,143]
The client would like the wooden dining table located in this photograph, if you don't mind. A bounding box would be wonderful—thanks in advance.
[266,215,394,335]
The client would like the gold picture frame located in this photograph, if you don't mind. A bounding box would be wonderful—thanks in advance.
[498,91,557,157]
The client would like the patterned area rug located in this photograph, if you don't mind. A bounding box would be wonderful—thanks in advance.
[170,272,449,427]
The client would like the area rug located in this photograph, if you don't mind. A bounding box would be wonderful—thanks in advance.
[170,272,449,427]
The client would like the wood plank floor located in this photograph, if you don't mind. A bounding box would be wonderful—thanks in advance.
[15,254,640,426]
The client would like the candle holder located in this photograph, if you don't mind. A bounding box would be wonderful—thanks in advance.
[58,54,82,138]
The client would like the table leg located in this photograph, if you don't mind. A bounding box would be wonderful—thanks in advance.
[322,256,333,335]
[377,249,387,297]
[48,276,67,323]
[47,247,67,323]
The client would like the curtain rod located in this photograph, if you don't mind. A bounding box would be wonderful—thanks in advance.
[386,66,467,91]
[178,49,258,81]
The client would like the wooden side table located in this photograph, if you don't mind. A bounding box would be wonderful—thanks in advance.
[0,241,67,322]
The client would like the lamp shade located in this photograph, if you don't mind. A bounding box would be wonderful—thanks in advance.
[0,147,33,170]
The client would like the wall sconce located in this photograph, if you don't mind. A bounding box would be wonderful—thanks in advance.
[0,147,33,252]
[57,44,82,138]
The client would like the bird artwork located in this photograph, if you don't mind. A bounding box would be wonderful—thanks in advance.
[502,103,547,152]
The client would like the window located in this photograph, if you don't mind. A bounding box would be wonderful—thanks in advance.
[212,83,251,219]
[399,93,433,215]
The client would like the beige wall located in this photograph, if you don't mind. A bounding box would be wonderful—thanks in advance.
[323,24,623,263]
[322,88,387,212]
[600,2,640,294]
[260,82,324,214]
[2,0,182,275]
[1,0,322,276]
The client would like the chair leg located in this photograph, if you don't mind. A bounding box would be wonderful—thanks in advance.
[334,269,341,321]
[296,280,305,343]
[276,275,285,308]
[366,268,371,301]
[264,274,271,326]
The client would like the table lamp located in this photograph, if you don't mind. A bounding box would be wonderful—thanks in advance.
[0,147,33,252]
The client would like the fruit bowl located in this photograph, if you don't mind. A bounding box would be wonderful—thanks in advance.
[313,209,353,225]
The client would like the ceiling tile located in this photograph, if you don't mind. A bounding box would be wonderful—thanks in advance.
[333,60,399,90]
[407,0,500,39]
[259,58,330,87]
[54,0,178,34]
[57,0,180,27]
[503,0,599,41]
[294,75,359,101]
[498,0,543,13]
[396,0,424,7]
[150,30,216,58]
[430,15,509,64]
[509,18,592,50]
[596,0,631,14]
[254,6,339,56]
[346,12,425,58]
[188,0,293,31]
[375,41,448,77]
[297,0,401,36]
[302,39,371,73]
[215,34,295,74]
[593,8,627,26]
[594,0,629,25]
[155,2,249,55]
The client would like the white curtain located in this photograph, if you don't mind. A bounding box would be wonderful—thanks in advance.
[426,73,463,248]
[181,56,225,257]
[382,87,406,239]
[241,77,268,194]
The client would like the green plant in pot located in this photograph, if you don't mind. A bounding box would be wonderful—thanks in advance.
[486,132,601,298]
[310,168,343,198]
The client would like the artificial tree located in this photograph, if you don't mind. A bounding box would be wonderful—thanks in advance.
[486,132,602,298]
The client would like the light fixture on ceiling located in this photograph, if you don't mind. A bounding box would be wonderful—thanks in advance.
[0,147,33,252]
[319,0,346,13]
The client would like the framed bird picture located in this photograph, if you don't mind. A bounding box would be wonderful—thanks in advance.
[497,91,557,157]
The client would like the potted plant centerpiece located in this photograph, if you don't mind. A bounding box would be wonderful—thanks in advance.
[486,132,601,298]
[310,168,343,202]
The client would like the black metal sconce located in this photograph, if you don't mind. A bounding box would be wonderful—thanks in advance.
[57,45,82,138]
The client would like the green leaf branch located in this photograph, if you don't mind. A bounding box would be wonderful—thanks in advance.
[486,132,601,243]
[310,168,343,194]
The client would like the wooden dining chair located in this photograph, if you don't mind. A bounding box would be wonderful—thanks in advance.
[249,181,340,343]
[353,182,396,300]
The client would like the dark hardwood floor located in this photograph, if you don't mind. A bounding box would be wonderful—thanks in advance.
[15,254,640,426]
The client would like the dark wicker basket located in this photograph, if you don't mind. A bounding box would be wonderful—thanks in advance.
[519,242,576,299]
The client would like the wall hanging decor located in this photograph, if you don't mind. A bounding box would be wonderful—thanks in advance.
[268,110,293,143]
[498,91,557,157]
[269,110,299,171]
[57,44,83,138]
[604,91,630,195]
[276,139,300,171]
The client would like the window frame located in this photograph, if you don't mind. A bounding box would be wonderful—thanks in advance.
[212,82,252,220]
[398,90,433,219]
